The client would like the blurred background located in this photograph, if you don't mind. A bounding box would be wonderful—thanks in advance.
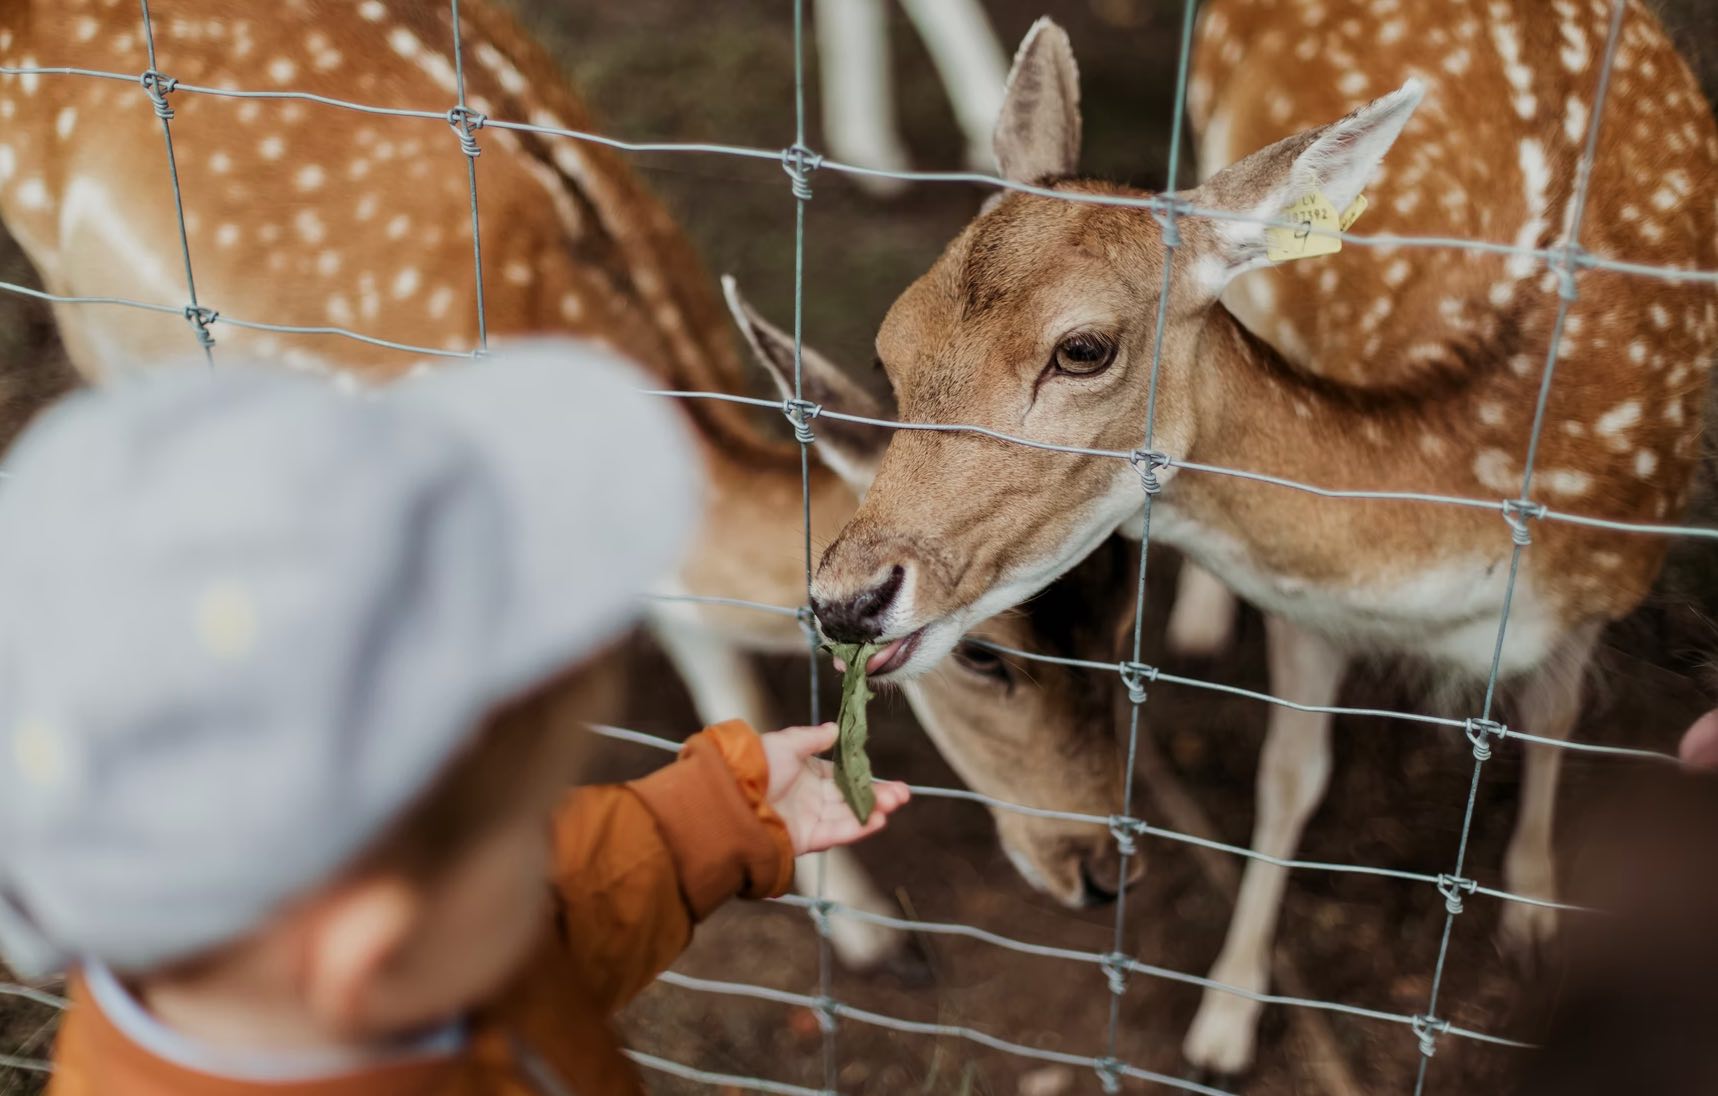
[4,1,1718,1094]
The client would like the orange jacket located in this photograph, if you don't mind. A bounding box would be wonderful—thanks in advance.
[43,721,794,1096]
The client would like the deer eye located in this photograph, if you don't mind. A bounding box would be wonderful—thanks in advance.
[953,640,1014,687]
[1051,332,1117,377]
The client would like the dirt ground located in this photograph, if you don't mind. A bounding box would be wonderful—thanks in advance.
[4,1,1718,1095]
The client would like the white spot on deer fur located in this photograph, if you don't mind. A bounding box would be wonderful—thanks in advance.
[1563,97,1588,143]
[259,136,285,161]
[1507,139,1550,280]
[207,150,234,174]
[267,57,296,84]
[294,165,325,191]
[1337,71,1368,97]
[347,158,371,181]
[1651,186,1679,213]
[1443,47,1472,75]
[1561,420,1586,437]
[391,267,420,299]
[1488,15,1536,119]
[16,178,48,210]
[355,193,379,221]
[0,147,13,183]
[214,223,239,248]
[1666,402,1685,426]
[358,0,386,20]
[1478,402,1505,426]
[503,261,530,286]
[1419,433,1448,457]
[1558,21,1589,72]
[1596,400,1641,439]
[1541,469,1591,497]
[427,285,454,318]
[74,16,98,41]
[1384,259,1411,287]
[327,294,354,325]
[1378,18,1406,44]
[386,26,420,59]
[53,106,77,140]
[1635,450,1659,477]
[294,209,326,244]
[473,42,529,95]
[237,102,262,124]
[316,250,340,276]
[1650,304,1671,329]
[1594,551,1622,570]
[559,293,584,321]
[1628,341,1648,364]
[386,213,410,240]
[0,101,12,121]
[1474,448,1516,492]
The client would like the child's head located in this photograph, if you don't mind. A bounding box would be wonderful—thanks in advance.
[0,342,696,1032]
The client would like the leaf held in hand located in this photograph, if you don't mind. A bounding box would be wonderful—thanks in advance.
[825,640,880,823]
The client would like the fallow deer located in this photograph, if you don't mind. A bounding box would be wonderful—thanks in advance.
[0,0,1147,971]
[800,3,1718,1073]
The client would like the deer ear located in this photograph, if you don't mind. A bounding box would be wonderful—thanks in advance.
[993,17,1081,184]
[721,276,890,491]
[1187,78,1424,293]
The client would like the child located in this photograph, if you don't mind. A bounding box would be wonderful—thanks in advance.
[0,340,908,1095]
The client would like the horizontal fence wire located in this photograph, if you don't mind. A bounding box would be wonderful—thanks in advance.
[588,720,1561,1047]
[0,1,1706,1089]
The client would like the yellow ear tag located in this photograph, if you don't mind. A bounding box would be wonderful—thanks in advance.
[1264,191,1343,263]
[1338,193,1368,231]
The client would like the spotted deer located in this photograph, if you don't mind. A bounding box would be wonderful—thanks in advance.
[0,0,1151,972]
[797,3,1718,1073]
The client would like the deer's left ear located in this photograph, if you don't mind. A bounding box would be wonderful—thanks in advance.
[721,276,892,492]
[1185,78,1424,294]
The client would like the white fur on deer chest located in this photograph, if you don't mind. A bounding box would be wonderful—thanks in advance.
[1153,507,1561,678]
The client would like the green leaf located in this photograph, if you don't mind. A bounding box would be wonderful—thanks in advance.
[824,640,880,823]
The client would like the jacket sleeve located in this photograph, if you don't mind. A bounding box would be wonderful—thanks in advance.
[550,720,796,1010]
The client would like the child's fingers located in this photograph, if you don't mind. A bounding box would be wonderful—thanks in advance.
[775,722,838,759]
[872,780,911,814]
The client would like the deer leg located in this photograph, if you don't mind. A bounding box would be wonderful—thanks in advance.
[647,613,908,971]
[1184,616,1344,1075]
[1166,560,1240,659]
[814,0,911,196]
[896,0,1009,172]
[1496,621,1600,959]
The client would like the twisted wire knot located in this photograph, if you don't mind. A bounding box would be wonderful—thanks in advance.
[781,144,822,201]
[811,995,838,1034]
[795,604,819,641]
[1465,717,1505,762]
[783,398,822,445]
[1436,873,1476,916]
[1410,1014,1447,1059]
[1108,815,1145,858]
[1093,1056,1124,1095]
[446,106,486,157]
[1153,197,1185,249]
[182,305,218,349]
[1551,245,1583,302]
[808,896,834,938]
[1099,952,1131,997]
[1118,660,1157,705]
[1128,449,1171,496]
[139,70,176,121]
[1501,498,1545,547]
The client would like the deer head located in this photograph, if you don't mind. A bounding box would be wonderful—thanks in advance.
[728,278,1142,906]
[804,17,1421,679]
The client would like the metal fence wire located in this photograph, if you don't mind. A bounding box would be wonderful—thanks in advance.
[0,0,1715,1092]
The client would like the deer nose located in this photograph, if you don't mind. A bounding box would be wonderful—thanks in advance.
[1078,846,1143,908]
[813,565,906,644]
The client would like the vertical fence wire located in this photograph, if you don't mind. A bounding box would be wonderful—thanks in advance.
[788,1,836,1091]
[136,0,213,367]
[1410,1,1630,1089]
[1099,2,1201,1086]
[448,0,488,356]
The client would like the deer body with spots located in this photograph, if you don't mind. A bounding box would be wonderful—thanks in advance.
[802,0,1718,1073]
[0,0,1150,971]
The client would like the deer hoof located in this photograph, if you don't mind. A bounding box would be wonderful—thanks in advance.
[1182,989,1262,1077]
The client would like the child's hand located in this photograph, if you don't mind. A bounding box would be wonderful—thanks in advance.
[762,724,910,854]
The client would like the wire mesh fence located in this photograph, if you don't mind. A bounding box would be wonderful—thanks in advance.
[0,0,1714,1092]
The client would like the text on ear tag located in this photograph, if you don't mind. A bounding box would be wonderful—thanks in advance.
[1265,191,1343,263]
[1338,193,1369,231]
